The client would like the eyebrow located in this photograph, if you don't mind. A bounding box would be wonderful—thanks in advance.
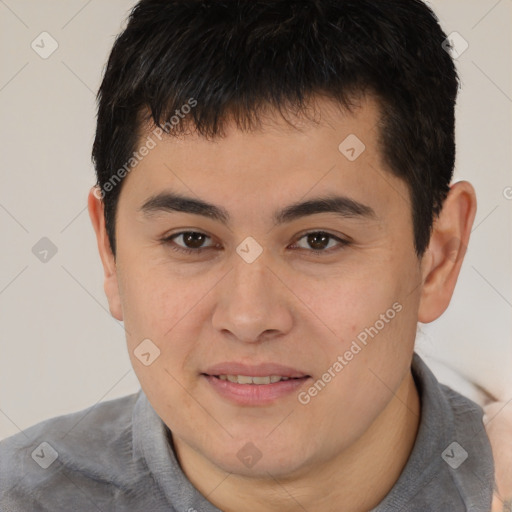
[138,190,377,226]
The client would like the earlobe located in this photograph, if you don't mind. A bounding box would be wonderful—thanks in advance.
[87,186,124,321]
[417,181,477,323]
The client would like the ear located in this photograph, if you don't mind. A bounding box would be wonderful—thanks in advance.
[417,181,477,323]
[87,186,123,321]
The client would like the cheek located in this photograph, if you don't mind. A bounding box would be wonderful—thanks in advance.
[298,298,416,447]
[117,257,196,339]
[291,268,401,342]
[117,261,217,390]
[293,260,419,390]
[118,266,206,422]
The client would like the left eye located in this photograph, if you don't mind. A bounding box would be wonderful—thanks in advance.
[291,231,348,253]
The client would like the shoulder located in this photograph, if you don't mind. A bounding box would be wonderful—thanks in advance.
[440,383,495,509]
[439,381,495,472]
[440,381,487,428]
[425,360,496,506]
[376,354,496,511]
[0,392,141,510]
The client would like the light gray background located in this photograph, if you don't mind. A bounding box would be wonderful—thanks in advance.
[0,0,511,441]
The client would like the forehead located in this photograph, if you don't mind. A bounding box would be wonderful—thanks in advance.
[119,94,408,220]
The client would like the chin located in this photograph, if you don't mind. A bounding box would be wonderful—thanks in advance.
[205,439,314,479]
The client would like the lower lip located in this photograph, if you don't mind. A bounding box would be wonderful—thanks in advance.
[203,375,311,405]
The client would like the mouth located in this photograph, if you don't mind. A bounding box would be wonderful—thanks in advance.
[200,364,311,405]
[203,361,310,379]
[207,374,309,385]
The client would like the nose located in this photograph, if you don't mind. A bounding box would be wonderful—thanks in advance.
[211,252,294,344]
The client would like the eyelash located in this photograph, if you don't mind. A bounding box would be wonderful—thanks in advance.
[160,231,350,256]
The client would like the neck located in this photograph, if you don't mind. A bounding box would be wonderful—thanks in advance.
[173,370,420,512]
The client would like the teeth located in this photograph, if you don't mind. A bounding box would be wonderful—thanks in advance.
[217,375,293,384]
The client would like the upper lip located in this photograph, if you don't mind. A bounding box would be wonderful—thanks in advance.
[203,362,310,379]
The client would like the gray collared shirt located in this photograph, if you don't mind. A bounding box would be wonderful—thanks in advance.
[0,353,495,511]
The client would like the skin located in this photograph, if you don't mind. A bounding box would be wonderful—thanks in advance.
[88,94,477,512]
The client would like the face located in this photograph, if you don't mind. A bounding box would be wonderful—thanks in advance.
[99,95,426,478]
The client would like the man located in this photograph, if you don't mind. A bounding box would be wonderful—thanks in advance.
[0,0,498,510]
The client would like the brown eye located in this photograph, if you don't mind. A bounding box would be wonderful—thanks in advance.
[162,231,215,254]
[292,231,349,254]
[306,233,330,250]
[179,232,209,249]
